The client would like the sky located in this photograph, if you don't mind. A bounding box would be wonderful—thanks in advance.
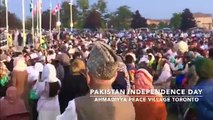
[5,0,213,19]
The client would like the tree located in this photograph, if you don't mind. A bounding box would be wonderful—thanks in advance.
[91,0,106,13]
[60,1,78,28]
[97,0,107,13]
[0,5,22,29]
[84,9,101,30]
[103,13,114,28]
[148,24,157,29]
[41,10,57,30]
[109,6,133,30]
[158,22,169,29]
[25,17,33,30]
[170,13,182,29]
[77,0,89,12]
[180,8,196,31]
[131,10,147,29]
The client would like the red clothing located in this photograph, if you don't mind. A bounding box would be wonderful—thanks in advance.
[132,94,167,120]
[12,70,29,110]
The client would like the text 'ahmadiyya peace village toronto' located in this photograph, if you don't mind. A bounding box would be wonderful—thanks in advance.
[89,89,203,102]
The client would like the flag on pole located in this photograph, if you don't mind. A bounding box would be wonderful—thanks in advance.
[33,7,36,16]
[33,1,39,16]
[30,0,33,12]
[2,0,5,6]
[52,3,60,15]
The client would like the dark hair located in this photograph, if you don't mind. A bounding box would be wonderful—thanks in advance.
[125,55,134,64]
[147,49,154,54]
[209,48,213,58]
[200,41,204,45]
[73,52,81,59]
[48,50,54,55]
[49,81,60,97]
[28,59,36,66]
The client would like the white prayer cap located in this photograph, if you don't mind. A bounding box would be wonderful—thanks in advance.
[30,53,39,59]
[35,62,44,72]
[42,63,59,83]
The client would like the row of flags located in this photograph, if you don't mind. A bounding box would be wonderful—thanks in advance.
[29,0,60,16]
[1,0,58,47]
[1,0,60,16]
[2,0,73,47]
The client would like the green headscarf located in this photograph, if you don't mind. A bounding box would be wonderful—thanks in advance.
[195,58,213,80]
[0,62,9,86]
[0,76,9,87]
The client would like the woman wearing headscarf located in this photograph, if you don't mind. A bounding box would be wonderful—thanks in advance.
[154,56,172,89]
[0,62,10,98]
[59,58,89,113]
[0,86,29,119]
[147,53,155,68]
[17,33,23,46]
[133,69,167,120]
[125,54,136,87]
[112,56,130,91]
[12,56,29,110]
[37,63,61,120]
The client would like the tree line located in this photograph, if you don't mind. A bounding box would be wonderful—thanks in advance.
[0,0,196,31]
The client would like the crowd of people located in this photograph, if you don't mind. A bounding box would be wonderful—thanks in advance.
[0,29,213,120]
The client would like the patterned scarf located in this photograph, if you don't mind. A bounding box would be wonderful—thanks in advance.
[0,62,9,86]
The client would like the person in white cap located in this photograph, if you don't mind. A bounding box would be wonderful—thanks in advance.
[27,53,44,120]
[37,64,61,120]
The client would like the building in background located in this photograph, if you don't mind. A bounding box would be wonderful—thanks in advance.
[147,19,170,26]
[193,12,213,30]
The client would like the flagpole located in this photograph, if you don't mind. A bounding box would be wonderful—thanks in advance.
[70,0,73,32]
[49,0,52,35]
[39,0,42,44]
[22,0,26,47]
[31,0,35,47]
[5,0,9,48]
[5,0,8,32]
[57,0,61,40]
[36,0,39,40]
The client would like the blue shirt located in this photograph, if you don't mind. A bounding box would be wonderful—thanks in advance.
[194,80,213,120]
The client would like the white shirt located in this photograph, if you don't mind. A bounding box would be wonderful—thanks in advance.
[154,63,172,84]
[139,55,149,64]
[82,51,90,59]
[27,66,39,82]
[57,100,77,120]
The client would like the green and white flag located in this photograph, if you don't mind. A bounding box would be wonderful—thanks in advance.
[2,0,5,6]
[30,0,33,12]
